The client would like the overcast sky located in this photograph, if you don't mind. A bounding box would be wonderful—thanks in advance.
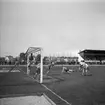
[0,0,105,57]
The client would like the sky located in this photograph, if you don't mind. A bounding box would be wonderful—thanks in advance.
[0,0,105,57]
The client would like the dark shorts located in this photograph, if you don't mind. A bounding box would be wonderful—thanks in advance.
[80,65,83,68]
[36,68,40,74]
[64,68,69,72]
[48,65,51,69]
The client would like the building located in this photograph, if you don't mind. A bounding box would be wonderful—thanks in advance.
[79,49,105,63]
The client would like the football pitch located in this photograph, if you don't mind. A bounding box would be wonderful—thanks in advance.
[44,65,105,105]
[0,65,105,105]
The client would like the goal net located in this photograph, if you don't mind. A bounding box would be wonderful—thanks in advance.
[26,47,43,83]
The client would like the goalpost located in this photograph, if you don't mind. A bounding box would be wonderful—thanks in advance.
[26,47,43,83]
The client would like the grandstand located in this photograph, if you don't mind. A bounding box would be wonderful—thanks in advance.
[79,49,105,64]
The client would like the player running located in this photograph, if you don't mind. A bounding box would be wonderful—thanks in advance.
[46,61,55,75]
[79,60,84,72]
[79,60,89,76]
[48,62,55,69]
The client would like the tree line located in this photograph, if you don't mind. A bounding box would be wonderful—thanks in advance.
[0,52,79,65]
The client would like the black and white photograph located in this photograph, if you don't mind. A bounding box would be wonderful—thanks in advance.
[0,0,105,105]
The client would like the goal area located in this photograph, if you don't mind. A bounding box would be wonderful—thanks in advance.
[25,47,64,84]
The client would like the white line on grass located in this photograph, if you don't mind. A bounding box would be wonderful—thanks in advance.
[43,93,56,105]
[42,84,72,105]
[0,69,20,73]
[21,69,72,105]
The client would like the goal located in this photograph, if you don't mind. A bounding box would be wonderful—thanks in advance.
[26,47,43,83]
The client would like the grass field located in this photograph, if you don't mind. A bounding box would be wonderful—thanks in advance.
[0,65,105,105]
[47,65,105,105]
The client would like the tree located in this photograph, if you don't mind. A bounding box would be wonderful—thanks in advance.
[0,57,5,65]
[20,52,25,59]
[19,52,26,64]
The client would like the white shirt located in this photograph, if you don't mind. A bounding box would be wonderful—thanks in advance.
[80,62,88,68]
[36,63,40,68]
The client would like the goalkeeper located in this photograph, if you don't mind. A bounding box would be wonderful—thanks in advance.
[79,60,89,76]
[62,66,74,74]
[27,53,34,69]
